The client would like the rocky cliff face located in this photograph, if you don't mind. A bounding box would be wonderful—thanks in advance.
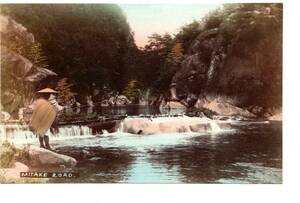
[170,4,282,116]
[0,14,57,116]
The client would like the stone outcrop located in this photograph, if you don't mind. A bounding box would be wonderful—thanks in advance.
[195,95,255,118]
[27,146,77,167]
[168,4,282,117]
[0,14,57,116]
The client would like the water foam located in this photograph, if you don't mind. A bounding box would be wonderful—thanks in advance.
[0,123,93,145]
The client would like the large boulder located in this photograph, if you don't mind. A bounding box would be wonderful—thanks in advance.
[195,96,255,118]
[120,116,225,135]
[27,146,77,167]
[115,95,131,105]
[0,14,34,45]
[159,101,186,115]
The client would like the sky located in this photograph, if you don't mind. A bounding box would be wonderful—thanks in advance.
[119,4,220,47]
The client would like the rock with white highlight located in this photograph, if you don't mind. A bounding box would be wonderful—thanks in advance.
[27,146,77,167]
[120,116,225,135]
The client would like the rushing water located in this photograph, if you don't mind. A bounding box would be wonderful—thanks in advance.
[0,106,282,184]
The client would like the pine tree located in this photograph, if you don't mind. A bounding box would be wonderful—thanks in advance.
[166,43,184,66]
[56,78,77,105]
[123,80,139,103]
[26,42,49,69]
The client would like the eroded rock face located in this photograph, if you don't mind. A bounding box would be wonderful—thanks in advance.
[27,146,77,167]
[0,14,57,115]
[0,14,34,45]
[169,5,282,114]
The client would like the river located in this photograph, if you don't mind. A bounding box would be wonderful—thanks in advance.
[1,105,282,183]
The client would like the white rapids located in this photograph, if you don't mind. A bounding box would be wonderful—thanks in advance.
[0,116,230,146]
[116,116,225,135]
[0,122,93,146]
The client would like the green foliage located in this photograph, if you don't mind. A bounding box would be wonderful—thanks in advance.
[144,33,173,51]
[26,42,49,69]
[0,141,17,168]
[56,78,77,105]
[158,42,185,92]
[2,3,282,109]
[133,33,175,91]
[166,43,184,66]
[175,20,202,52]
[2,4,136,95]
[0,141,27,168]
[123,80,139,103]
[164,3,282,109]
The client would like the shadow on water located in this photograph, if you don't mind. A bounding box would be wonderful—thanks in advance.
[48,146,135,183]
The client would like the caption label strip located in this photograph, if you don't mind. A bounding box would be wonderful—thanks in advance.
[20,172,79,178]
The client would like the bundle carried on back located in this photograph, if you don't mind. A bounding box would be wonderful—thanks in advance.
[29,98,57,136]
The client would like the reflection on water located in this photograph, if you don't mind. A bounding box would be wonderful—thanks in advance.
[124,156,182,183]
[50,121,281,184]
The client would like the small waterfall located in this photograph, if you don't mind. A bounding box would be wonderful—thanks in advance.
[209,120,221,133]
[0,123,93,143]
[57,125,92,137]
[0,124,35,140]
[101,129,109,134]
[117,120,124,132]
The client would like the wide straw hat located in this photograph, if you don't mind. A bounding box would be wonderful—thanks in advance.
[36,88,58,94]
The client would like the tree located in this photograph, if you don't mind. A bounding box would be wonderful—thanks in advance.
[166,43,184,66]
[26,42,49,69]
[132,33,174,90]
[56,78,77,105]
[175,20,201,53]
[144,33,173,51]
[2,4,136,95]
[123,80,139,103]
[153,43,184,93]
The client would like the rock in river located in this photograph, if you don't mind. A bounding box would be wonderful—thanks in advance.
[27,146,77,167]
[119,116,225,135]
